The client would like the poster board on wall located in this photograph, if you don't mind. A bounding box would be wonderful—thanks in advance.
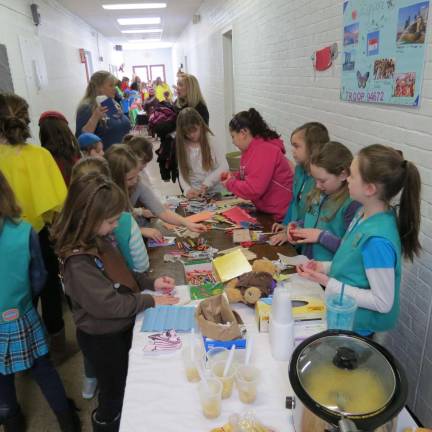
[340,0,429,106]
[0,44,14,92]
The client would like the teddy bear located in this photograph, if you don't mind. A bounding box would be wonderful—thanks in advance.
[224,259,277,306]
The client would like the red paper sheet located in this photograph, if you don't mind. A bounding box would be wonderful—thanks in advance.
[221,207,257,224]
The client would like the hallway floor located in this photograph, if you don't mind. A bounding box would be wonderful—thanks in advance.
[15,134,181,431]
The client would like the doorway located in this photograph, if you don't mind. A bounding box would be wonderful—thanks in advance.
[222,30,234,150]
[133,65,149,82]
[149,64,166,82]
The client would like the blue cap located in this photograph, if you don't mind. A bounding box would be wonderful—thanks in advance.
[78,133,102,150]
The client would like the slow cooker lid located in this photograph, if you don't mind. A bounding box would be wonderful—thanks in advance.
[296,334,396,416]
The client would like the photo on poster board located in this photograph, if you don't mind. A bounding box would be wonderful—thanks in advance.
[340,0,429,107]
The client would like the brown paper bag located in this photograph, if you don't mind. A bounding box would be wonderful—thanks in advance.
[195,294,243,341]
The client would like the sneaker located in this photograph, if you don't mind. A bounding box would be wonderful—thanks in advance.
[81,377,98,400]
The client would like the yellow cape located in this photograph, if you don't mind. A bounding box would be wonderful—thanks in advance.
[0,143,67,232]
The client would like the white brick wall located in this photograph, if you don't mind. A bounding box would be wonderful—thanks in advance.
[173,0,432,425]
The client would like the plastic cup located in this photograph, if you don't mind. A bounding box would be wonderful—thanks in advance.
[211,360,238,399]
[198,378,222,419]
[204,347,246,370]
[236,365,260,404]
[182,344,204,383]
[326,293,357,331]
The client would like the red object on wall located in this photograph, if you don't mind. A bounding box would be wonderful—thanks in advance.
[312,43,338,72]
[79,48,86,64]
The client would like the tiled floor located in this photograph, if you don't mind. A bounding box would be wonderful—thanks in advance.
[14,133,181,431]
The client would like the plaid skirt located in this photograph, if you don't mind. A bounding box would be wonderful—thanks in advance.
[0,306,49,375]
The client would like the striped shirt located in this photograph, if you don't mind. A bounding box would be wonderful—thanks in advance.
[129,217,150,272]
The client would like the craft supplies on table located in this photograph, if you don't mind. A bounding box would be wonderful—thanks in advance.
[147,236,176,248]
[184,260,217,285]
[143,330,182,353]
[190,282,224,300]
[221,207,257,225]
[212,249,252,282]
[141,306,197,332]
[203,335,247,351]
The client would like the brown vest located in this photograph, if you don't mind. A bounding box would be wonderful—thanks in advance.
[62,238,139,293]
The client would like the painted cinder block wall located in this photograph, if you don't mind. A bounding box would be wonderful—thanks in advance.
[173,0,432,424]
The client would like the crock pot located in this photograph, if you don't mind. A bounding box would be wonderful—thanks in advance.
[287,330,408,432]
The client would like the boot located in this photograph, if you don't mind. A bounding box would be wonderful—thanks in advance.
[54,399,81,432]
[2,408,26,432]
[91,410,121,432]
[50,327,66,353]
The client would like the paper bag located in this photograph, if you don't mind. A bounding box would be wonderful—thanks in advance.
[195,294,243,341]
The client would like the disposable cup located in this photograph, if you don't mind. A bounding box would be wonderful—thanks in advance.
[326,293,357,331]
[198,378,222,419]
[235,365,260,404]
[211,360,238,399]
[182,343,204,383]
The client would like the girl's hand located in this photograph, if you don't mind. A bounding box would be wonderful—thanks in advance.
[92,105,108,122]
[184,221,207,233]
[199,184,208,195]
[270,231,288,246]
[140,227,164,242]
[220,171,232,186]
[297,260,324,273]
[154,295,179,305]
[154,276,175,294]
[133,207,154,219]
[271,223,284,233]
[186,188,201,199]
[292,228,322,244]
[296,263,329,285]
[286,223,297,243]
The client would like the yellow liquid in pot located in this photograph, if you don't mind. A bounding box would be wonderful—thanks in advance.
[303,365,389,414]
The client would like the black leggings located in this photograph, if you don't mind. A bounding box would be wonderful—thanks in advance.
[0,355,69,419]
[77,327,133,422]
[38,227,64,335]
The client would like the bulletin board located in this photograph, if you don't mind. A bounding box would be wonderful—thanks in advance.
[340,0,429,106]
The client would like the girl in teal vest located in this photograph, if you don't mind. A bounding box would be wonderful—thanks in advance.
[270,122,329,245]
[297,145,421,335]
[0,172,80,431]
[290,141,361,260]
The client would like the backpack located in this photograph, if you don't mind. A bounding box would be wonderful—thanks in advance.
[155,133,178,183]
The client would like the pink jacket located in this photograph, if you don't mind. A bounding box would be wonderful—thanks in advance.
[225,136,294,221]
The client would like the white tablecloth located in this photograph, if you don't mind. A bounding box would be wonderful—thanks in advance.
[120,301,418,432]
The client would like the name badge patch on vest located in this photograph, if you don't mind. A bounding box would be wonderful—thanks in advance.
[94,257,104,271]
[2,308,20,322]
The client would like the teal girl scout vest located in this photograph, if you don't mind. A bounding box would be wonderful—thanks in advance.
[283,165,315,224]
[329,210,401,333]
[302,193,354,261]
[113,211,134,271]
[0,219,33,322]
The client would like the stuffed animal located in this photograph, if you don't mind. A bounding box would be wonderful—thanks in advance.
[224,259,277,307]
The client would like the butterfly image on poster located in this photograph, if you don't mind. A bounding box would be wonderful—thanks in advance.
[357,70,370,88]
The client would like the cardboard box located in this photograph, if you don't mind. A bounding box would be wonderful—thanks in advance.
[203,335,246,351]
[255,296,326,332]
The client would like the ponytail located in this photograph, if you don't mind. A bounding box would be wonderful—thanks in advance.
[229,108,280,140]
[0,93,31,145]
[358,144,421,261]
[398,160,421,261]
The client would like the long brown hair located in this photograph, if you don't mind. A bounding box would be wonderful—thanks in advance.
[0,93,31,145]
[175,74,207,109]
[0,171,21,230]
[104,144,139,207]
[291,122,329,168]
[51,173,126,256]
[307,141,353,221]
[70,156,111,184]
[358,144,421,261]
[39,117,81,184]
[123,134,154,163]
[229,108,280,140]
[176,107,214,184]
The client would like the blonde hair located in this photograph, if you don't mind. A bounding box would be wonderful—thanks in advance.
[70,156,111,184]
[176,74,207,110]
[104,144,139,207]
[78,71,117,111]
[176,108,214,184]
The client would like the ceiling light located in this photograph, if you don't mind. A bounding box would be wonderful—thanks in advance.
[123,41,173,49]
[117,17,161,25]
[121,28,162,33]
[128,38,161,43]
[103,3,166,10]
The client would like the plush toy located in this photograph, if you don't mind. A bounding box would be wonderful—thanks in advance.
[224,259,277,307]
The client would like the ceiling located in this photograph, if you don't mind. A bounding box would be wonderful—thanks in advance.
[57,0,203,45]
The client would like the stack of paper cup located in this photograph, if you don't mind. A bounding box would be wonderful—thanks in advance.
[269,286,294,361]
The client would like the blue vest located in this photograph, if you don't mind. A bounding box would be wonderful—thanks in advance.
[0,219,33,322]
[302,193,354,261]
[329,210,401,333]
[113,212,134,271]
[283,165,315,224]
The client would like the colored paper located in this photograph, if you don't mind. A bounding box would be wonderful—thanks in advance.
[141,306,197,332]
[221,207,257,225]
[212,249,252,282]
[341,0,429,106]
[147,236,176,248]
